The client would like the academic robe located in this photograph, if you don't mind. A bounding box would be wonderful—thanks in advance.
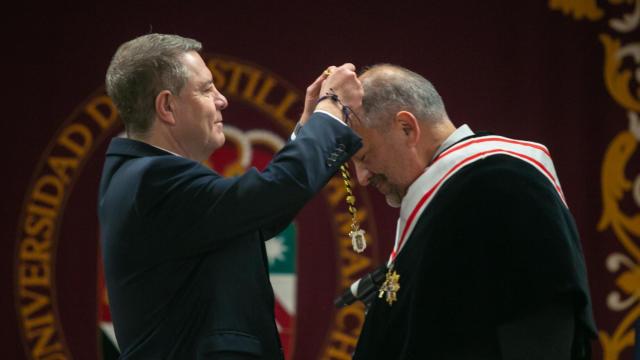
[353,135,596,359]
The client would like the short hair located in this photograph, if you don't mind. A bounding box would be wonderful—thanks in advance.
[105,33,202,136]
[360,64,448,128]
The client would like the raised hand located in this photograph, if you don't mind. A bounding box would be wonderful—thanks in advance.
[316,63,364,123]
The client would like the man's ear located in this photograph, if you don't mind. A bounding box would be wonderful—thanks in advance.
[155,90,176,126]
[395,111,420,146]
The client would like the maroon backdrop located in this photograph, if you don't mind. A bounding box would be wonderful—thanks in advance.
[3,2,638,359]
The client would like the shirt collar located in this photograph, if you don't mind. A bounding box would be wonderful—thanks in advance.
[148,143,182,157]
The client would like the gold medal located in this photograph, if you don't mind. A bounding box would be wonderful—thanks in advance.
[378,267,400,305]
[340,163,367,253]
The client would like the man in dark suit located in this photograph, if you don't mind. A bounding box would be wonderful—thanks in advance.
[349,64,597,359]
[99,33,362,359]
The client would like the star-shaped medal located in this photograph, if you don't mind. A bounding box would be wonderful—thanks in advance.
[378,269,400,305]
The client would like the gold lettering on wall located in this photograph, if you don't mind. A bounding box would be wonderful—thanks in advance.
[16,94,118,360]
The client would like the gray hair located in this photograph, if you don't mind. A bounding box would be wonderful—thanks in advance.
[360,64,448,128]
[105,33,202,136]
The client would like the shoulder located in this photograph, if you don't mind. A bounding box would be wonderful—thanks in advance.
[124,155,214,182]
[110,155,219,203]
[445,154,558,197]
[426,154,566,225]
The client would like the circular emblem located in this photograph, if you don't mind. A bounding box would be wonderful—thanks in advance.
[15,54,381,359]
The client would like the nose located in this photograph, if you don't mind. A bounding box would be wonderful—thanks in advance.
[353,161,371,186]
[215,91,228,110]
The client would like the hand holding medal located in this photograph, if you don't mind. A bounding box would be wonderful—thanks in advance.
[317,65,368,254]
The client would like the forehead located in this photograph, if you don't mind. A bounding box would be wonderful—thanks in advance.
[352,122,384,156]
[180,51,212,84]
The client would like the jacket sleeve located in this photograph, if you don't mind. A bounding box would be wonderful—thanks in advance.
[136,112,361,258]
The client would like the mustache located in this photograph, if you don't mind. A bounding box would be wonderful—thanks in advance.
[370,174,403,196]
[369,174,388,188]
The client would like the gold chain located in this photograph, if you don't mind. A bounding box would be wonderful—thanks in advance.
[340,163,367,252]
[340,163,358,231]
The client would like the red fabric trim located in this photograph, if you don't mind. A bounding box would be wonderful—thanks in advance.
[434,136,550,163]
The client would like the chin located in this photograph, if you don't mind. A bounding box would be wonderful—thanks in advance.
[205,135,225,157]
[213,133,225,148]
[385,193,402,208]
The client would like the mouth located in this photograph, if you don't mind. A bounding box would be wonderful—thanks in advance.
[370,175,390,195]
[376,183,391,195]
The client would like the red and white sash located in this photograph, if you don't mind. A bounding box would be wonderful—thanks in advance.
[388,135,566,265]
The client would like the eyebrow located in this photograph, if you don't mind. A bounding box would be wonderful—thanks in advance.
[200,79,214,89]
[353,149,366,162]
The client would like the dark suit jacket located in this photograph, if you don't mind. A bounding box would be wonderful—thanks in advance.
[353,137,596,359]
[98,112,361,359]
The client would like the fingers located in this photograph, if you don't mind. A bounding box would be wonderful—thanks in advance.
[314,62,364,121]
[338,63,355,72]
[309,63,343,95]
[301,67,335,125]
[324,64,356,79]
[306,72,326,96]
[322,64,354,80]
[323,65,338,78]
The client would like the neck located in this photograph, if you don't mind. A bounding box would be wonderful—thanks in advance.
[133,123,195,160]
[398,120,456,196]
[420,119,456,167]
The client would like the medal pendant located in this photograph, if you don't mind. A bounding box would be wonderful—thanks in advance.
[350,228,367,253]
[378,269,400,305]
